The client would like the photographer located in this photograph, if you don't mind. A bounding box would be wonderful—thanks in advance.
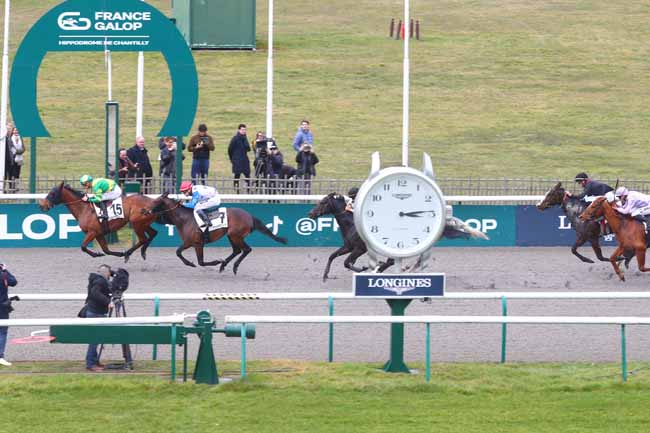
[82,264,114,372]
[188,124,215,185]
[0,262,18,367]
[295,142,319,195]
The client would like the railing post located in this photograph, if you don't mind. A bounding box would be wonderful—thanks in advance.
[152,296,160,360]
[500,296,508,363]
[621,324,627,382]
[328,296,334,362]
[241,323,248,379]
[425,323,431,383]
[170,324,177,382]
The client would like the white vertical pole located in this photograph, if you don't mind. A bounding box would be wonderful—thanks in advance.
[0,0,11,184]
[401,0,410,167]
[265,0,274,138]
[136,51,144,137]
[105,39,112,101]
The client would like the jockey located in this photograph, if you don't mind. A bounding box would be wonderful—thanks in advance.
[612,186,650,230]
[79,175,122,221]
[571,172,613,202]
[344,187,359,213]
[179,181,221,241]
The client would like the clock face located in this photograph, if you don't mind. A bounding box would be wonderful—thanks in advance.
[354,167,446,258]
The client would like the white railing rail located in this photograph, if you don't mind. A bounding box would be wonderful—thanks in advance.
[0,314,186,327]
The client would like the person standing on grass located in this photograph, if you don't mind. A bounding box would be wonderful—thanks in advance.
[127,136,153,194]
[292,119,313,152]
[228,124,251,193]
[0,261,18,367]
[83,264,114,372]
[188,124,215,185]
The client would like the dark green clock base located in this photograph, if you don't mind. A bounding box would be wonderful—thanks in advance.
[383,298,413,373]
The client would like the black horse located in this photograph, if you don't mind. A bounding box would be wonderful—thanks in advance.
[537,182,633,266]
[308,193,489,281]
[308,193,394,281]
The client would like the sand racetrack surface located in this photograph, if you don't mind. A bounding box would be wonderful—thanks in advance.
[3,246,650,366]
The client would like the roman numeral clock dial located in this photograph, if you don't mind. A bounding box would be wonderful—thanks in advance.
[354,162,446,260]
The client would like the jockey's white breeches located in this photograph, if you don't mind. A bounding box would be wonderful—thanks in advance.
[631,205,650,217]
[194,196,221,211]
[101,186,122,201]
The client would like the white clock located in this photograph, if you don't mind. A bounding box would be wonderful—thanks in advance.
[354,153,446,260]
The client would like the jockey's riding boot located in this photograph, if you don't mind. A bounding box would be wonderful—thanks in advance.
[196,209,212,243]
[99,202,109,234]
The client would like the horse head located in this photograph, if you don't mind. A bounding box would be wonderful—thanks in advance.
[537,182,565,210]
[308,193,346,219]
[150,192,182,225]
[579,196,607,222]
[39,182,65,211]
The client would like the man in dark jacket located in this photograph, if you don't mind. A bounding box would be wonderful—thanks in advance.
[127,136,153,193]
[0,261,17,366]
[295,142,319,194]
[572,172,613,201]
[188,124,215,185]
[84,264,113,372]
[228,124,251,193]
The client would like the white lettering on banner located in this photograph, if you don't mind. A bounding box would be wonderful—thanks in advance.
[295,217,340,236]
[23,215,56,240]
[94,12,152,21]
[265,216,284,236]
[166,224,175,237]
[465,218,498,233]
[0,215,22,240]
[59,214,83,239]
[558,216,572,230]
[367,278,433,289]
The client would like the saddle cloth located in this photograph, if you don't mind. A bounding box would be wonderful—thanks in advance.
[93,197,124,221]
[194,207,228,231]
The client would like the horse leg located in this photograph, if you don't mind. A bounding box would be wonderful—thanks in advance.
[176,244,197,267]
[80,232,105,258]
[343,248,368,273]
[635,247,650,272]
[589,237,609,263]
[94,236,125,258]
[140,226,158,260]
[572,237,594,263]
[195,245,222,267]
[219,236,242,273]
[609,246,626,282]
[377,258,395,273]
[124,225,148,263]
[231,240,252,275]
[322,245,351,282]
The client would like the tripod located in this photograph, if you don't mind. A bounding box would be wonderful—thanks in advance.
[98,296,134,370]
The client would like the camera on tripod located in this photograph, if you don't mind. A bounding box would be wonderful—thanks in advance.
[109,268,130,301]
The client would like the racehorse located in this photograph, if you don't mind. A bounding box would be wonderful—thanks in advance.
[579,196,650,281]
[536,182,632,264]
[308,193,489,281]
[38,182,158,261]
[308,193,394,281]
[150,194,287,272]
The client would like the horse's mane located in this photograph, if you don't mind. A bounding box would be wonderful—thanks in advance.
[63,184,84,198]
[152,197,191,225]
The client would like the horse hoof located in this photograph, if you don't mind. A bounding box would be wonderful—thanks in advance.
[187,262,196,268]
[233,268,238,275]
[141,251,147,260]
[583,258,594,264]
[124,254,130,264]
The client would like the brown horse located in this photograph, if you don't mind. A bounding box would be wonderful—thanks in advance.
[150,194,287,272]
[38,182,159,261]
[579,196,650,281]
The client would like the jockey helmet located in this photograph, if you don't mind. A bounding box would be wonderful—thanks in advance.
[179,181,193,193]
[79,175,93,185]
[347,187,359,200]
[574,172,588,183]
[615,186,629,198]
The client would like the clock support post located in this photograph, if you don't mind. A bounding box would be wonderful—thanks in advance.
[383,298,412,373]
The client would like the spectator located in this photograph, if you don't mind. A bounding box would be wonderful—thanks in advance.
[159,137,178,194]
[83,264,114,372]
[279,164,297,194]
[188,124,215,185]
[7,127,24,193]
[126,136,153,193]
[0,260,17,367]
[117,148,136,186]
[292,119,313,152]
[295,142,319,194]
[228,123,251,193]
[3,122,14,193]
[267,142,284,194]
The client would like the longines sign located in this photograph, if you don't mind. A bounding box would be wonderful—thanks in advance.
[353,274,445,298]
[10,0,198,138]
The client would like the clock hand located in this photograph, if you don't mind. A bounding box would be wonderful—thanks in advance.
[399,210,437,217]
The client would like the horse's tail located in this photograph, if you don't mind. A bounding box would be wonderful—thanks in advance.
[253,217,288,244]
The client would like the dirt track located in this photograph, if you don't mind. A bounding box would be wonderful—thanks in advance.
[3,246,650,366]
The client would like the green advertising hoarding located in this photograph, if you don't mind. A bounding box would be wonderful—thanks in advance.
[0,204,513,248]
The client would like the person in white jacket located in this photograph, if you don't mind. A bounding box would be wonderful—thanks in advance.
[611,186,650,229]
[8,128,24,192]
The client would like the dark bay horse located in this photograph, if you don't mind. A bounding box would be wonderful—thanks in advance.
[38,182,158,261]
[150,195,287,273]
[308,193,394,281]
[537,182,613,263]
[580,196,650,281]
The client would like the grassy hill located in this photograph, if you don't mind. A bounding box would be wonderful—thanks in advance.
[3,0,650,180]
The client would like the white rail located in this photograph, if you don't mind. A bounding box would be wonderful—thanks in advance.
[0,193,544,203]
[11,291,650,301]
[225,315,650,325]
[0,314,186,327]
